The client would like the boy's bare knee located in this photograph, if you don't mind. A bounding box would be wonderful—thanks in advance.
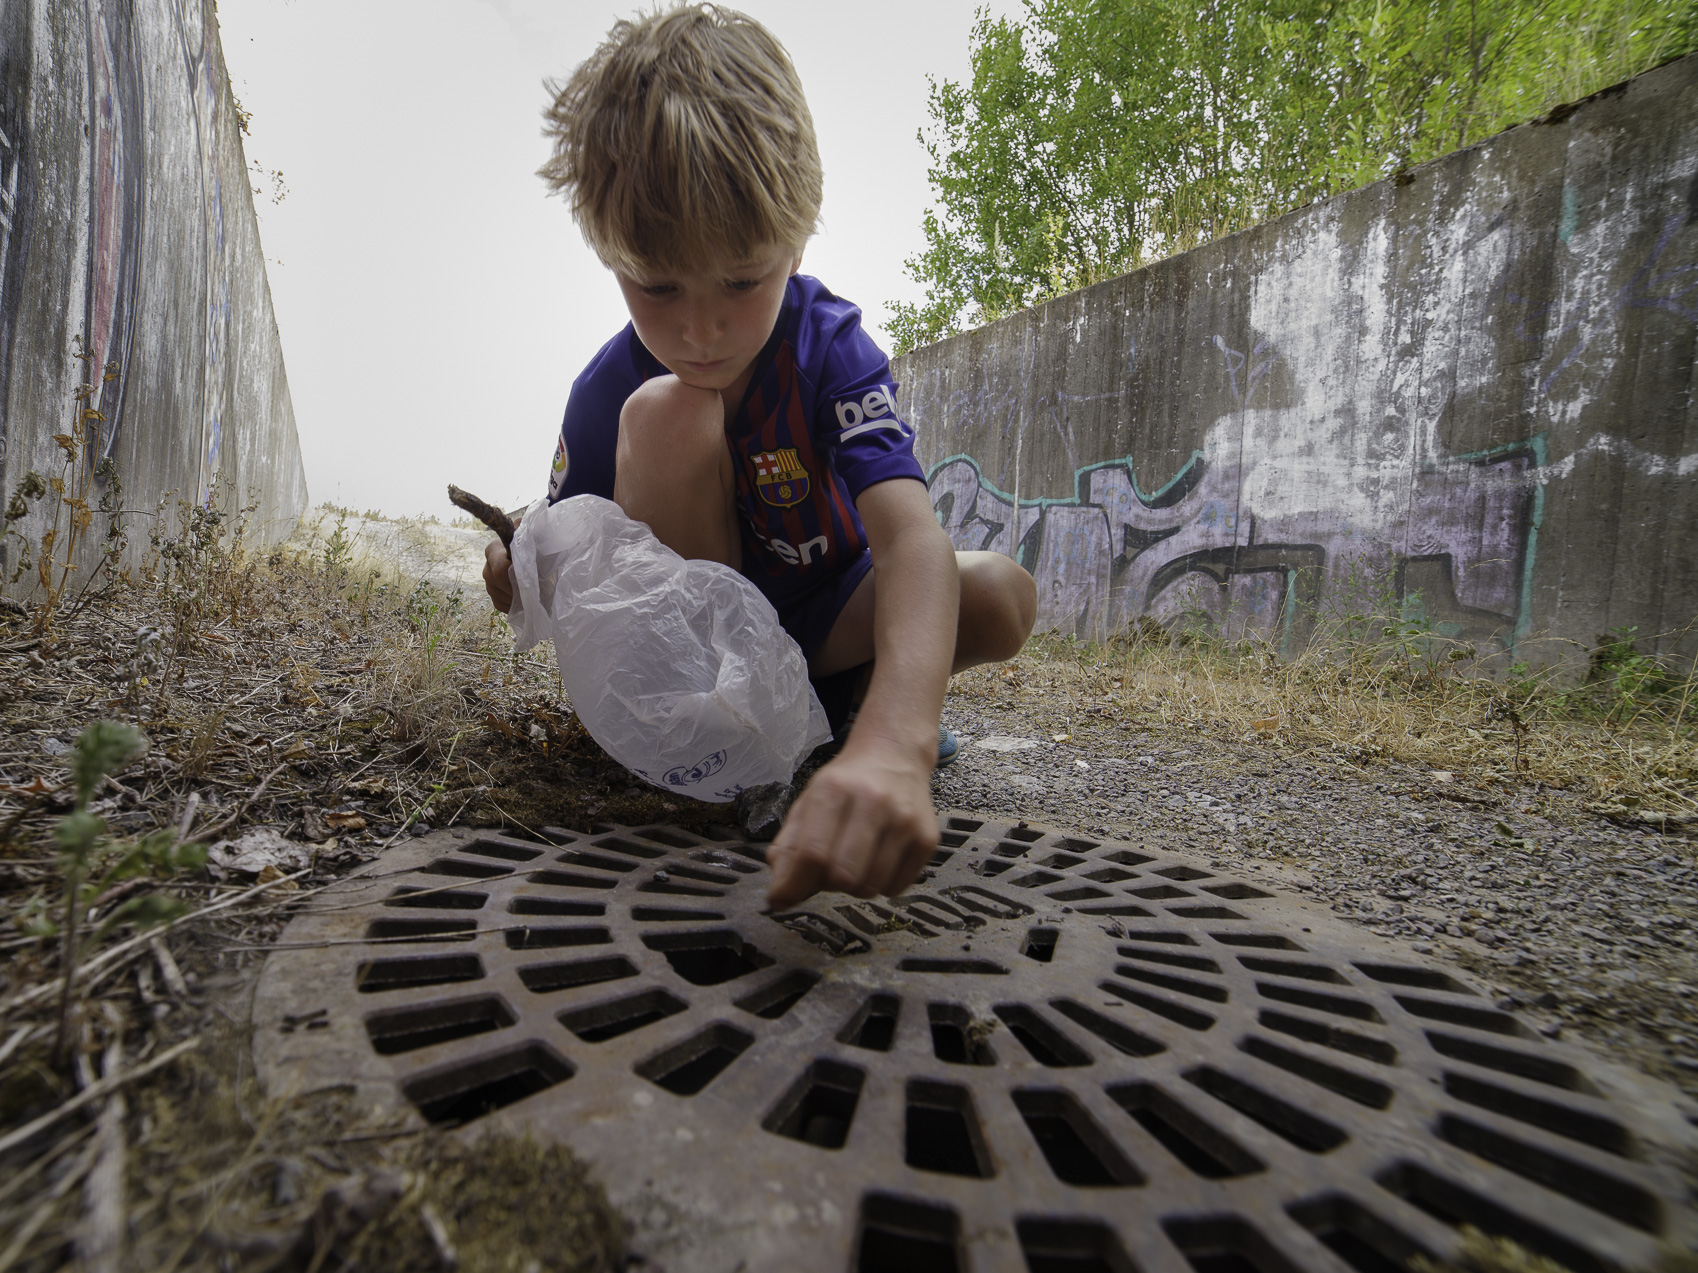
[618,375,721,457]
[956,552,1036,666]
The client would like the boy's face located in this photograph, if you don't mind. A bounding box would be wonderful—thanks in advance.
[616,243,803,397]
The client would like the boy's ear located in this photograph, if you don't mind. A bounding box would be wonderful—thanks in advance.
[789,248,805,276]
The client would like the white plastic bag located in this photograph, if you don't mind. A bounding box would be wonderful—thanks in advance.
[507,495,830,802]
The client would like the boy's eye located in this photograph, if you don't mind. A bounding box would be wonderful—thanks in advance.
[641,283,676,297]
[726,278,760,292]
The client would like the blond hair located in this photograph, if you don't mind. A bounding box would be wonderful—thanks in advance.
[540,4,822,275]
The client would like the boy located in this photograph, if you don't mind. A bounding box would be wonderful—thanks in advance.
[483,4,1036,908]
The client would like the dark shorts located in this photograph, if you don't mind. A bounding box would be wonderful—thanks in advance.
[768,548,873,741]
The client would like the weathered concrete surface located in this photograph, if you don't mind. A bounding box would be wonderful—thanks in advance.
[896,55,1698,666]
[0,0,305,589]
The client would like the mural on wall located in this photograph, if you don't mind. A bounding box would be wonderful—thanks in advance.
[84,0,145,465]
[0,0,31,511]
[174,0,230,505]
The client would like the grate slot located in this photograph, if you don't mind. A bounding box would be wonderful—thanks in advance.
[1257,983,1379,1021]
[504,925,611,950]
[929,848,955,866]
[364,995,515,1056]
[1394,996,1530,1037]
[558,988,687,1042]
[1443,1073,1632,1156]
[1286,1195,1429,1273]
[1131,884,1194,900]
[531,870,619,891]
[928,1003,997,1066]
[1082,867,1138,883]
[1021,928,1059,963]
[771,911,872,956]
[637,879,725,897]
[364,918,477,943]
[1353,962,1476,994]
[1038,852,1088,868]
[994,1004,1092,1067]
[420,858,512,880]
[1006,827,1046,842]
[461,839,545,861]
[1184,1066,1348,1152]
[1436,1115,1659,1232]
[905,1079,994,1177]
[946,817,983,831]
[1101,981,1216,1030]
[402,1042,573,1129]
[995,842,1034,858]
[633,828,697,848]
[734,969,820,1019]
[1237,957,1347,984]
[356,954,482,993]
[1156,865,1213,881]
[1163,1216,1303,1273]
[1121,930,1197,945]
[1049,1000,1166,1057]
[938,831,970,848]
[839,994,901,1051]
[1077,904,1156,918]
[557,850,639,873]
[899,958,1008,975]
[1011,870,1066,889]
[1101,850,1154,866]
[635,1023,753,1096]
[631,906,725,922]
[1119,947,1222,973]
[508,898,605,917]
[641,930,774,986]
[592,835,667,858]
[1424,1032,1596,1094]
[1115,964,1229,1002]
[856,1193,961,1273]
[661,864,741,886]
[1257,1010,1397,1064]
[1376,1162,1608,1273]
[1240,1035,1394,1108]
[765,1059,865,1149]
[1014,1088,1143,1186]
[1212,932,1304,950]
[1056,837,1100,851]
[977,860,1016,878]
[1107,1082,1260,1179]
[1169,906,1248,920]
[517,956,638,994]
[384,887,486,910]
[1047,887,1114,902]
[1203,883,1274,900]
[1016,1218,1137,1273]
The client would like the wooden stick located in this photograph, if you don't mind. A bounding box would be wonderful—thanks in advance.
[0,1037,198,1158]
[447,484,516,548]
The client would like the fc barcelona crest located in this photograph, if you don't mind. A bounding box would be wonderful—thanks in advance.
[752,448,810,508]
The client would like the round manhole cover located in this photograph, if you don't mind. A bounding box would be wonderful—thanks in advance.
[253,816,1698,1272]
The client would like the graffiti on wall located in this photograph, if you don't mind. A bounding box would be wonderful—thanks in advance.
[925,326,1543,651]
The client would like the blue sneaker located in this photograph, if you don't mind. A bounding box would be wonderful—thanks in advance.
[936,725,960,768]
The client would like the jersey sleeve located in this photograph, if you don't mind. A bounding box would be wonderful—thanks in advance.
[546,328,644,504]
[814,310,926,500]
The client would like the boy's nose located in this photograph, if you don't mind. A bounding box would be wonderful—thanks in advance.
[679,299,723,350]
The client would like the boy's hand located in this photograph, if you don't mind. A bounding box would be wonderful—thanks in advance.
[765,733,939,909]
[483,539,514,612]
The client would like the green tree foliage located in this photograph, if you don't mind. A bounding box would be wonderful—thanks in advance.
[888,0,1697,353]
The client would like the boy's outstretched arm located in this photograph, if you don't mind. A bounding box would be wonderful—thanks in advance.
[766,479,956,908]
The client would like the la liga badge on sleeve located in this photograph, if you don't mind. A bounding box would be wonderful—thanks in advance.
[752,448,811,508]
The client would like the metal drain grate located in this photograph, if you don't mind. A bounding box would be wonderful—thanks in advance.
[253,817,1698,1272]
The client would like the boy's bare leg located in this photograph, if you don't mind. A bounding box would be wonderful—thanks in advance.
[810,549,1037,677]
[613,375,741,568]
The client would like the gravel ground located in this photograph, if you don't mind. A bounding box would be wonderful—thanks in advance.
[935,671,1698,1101]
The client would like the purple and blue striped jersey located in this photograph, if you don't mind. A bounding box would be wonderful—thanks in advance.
[545,274,925,613]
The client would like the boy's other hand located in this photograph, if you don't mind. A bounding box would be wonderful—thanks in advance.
[764,738,938,909]
[483,537,515,613]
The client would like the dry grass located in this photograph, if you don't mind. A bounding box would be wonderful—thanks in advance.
[997,611,1697,827]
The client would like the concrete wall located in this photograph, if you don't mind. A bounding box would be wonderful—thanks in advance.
[895,54,1698,665]
[0,0,305,590]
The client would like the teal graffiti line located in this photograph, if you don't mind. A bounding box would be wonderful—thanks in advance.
[1559,185,1579,245]
[925,449,1208,512]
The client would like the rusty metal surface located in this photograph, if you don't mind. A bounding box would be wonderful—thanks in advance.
[252,816,1698,1273]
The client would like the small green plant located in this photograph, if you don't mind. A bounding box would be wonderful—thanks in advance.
[322,510,353,582]
[18,721,206,1053]
[1585,625,1677,721]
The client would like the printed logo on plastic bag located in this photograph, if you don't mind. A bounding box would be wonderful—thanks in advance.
[506,496,831,803]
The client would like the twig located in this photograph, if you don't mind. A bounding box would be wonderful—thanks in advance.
[446,484,515,547]
[0,1036,199,1158]
[0,1137,100,1273]
[182,761,290,844]
[75,1035,127,1273]
[0,1023,35,1067]
[0,869,309,1018]
[149,937,190,999]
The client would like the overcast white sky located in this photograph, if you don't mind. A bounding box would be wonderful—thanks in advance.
[215,0,1017,518]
